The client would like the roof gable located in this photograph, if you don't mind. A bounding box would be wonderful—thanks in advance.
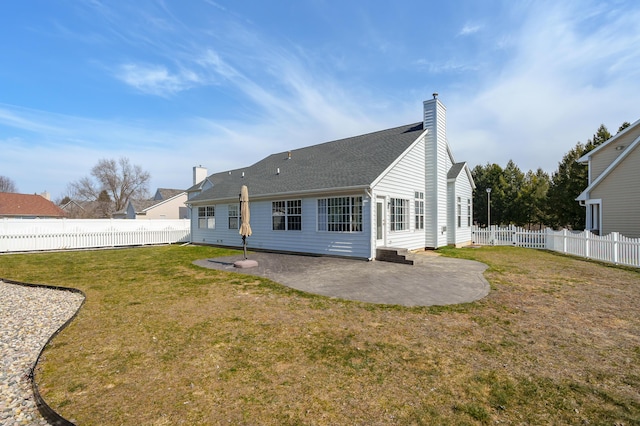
[577,117,640,163]
[190,122,425,202]
[447,162,476,189]
[155,188,184,200]
[0,193,66,217]
[576,133,640,201]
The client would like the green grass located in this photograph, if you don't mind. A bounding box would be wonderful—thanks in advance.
[1,244,639,425]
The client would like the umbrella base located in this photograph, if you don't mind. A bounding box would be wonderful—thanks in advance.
[233,259,259,269]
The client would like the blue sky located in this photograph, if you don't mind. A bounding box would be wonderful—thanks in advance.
[1,0,639,199]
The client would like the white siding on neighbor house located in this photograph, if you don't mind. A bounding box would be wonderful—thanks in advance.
[591,146,640,238]
[424,98,449,248]
[191,195,372,258]
[372,137,426,252]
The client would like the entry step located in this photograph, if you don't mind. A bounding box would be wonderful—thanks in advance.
[375,248,414,265]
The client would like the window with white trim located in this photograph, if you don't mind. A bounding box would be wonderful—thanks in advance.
[390,198,409,231]
[317,196,362,232]
[272,200,302,231]
[228,204,238,229]
[414,191,424,230]
[198,206,215,229]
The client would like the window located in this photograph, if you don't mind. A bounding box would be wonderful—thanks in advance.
[457,197,462,228]
[390,198,409,231]
[198,206,215,229]
[414,191,424,230]
[467,199,472,227]
[317,196,362,232]
[272,200,302,231]
[228,204,238,229]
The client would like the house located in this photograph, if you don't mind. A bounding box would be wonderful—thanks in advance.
[0,192,66,219]
[60,199,110,218]
[577,118,640,238]
[113,188,188,219]
[186,95,475,260]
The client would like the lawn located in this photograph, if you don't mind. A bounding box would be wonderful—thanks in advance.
[1,245,639,425]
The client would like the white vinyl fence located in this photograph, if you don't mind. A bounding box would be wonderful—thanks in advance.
[472,225,640,268]
[0,218,191,253]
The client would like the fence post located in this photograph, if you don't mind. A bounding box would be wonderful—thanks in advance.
[585,230,590,259]
[547,227,553,250]
[562,229,567,253]
[1,217,6,252]
[612,232,619,264]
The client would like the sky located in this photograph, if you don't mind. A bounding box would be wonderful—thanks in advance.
[1,0,639,200]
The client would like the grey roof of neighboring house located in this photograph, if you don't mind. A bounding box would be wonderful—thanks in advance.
[155,188,185,200]
[189,122,425,203]
[131,199,158,212]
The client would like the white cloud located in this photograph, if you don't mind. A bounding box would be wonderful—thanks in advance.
[115,63,201,96]
[447,1,640,173]
[459,23,482,36]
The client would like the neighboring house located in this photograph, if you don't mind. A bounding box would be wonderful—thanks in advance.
[0,192,66,219]
[114,188,188,219]
[186,95,475,260]
[60,199,86,218]
[60,199,108,218]
[577,118,640,238]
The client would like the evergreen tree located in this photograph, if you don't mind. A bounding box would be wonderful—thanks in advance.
[520,169,550,228]
[547,124,611,229]
[472,163,505,226]
[618,121,631,133]
[500,160,525,225]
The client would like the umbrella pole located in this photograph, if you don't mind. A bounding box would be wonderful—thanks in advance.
[243,235,247,259]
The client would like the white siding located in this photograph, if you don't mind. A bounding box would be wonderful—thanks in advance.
[191,195,372,258]
[447,173,473,246]
[424,98,449,248]
[372,137,426,251]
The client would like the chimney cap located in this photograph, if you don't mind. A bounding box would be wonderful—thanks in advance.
[432,92,438,99]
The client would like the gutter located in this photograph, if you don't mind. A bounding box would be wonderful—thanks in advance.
[187,184,371,206]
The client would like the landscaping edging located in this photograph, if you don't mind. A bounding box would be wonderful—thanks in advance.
[1,278,86,426]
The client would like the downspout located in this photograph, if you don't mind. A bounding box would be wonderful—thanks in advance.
[365,187,374,261]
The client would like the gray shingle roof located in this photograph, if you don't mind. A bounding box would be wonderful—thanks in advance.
[190,122,425,203]
[447,162,466,180]
[155,188,185,201]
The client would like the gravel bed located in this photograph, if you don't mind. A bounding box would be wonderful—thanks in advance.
[0,280,84,426]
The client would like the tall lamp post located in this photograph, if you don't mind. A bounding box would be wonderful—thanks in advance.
[486,187,492,229]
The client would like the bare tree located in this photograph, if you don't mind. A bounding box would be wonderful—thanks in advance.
[69,157,151,216]
[0,176,18,193]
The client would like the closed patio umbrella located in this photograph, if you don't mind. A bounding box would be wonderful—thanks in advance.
[239,185,252,260]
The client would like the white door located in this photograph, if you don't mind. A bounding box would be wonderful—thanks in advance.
[376,198,386,247]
